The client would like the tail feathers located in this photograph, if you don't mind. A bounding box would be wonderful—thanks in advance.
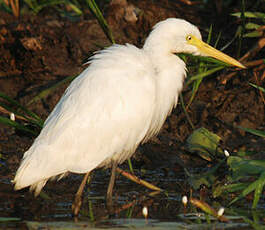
[14,146,66,196]
[29,179,48,196]
[14,174,48,197]
[14,156,51,196]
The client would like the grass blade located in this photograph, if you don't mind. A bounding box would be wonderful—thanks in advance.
[186,27,214,108]
[249,83,265,93]
[68,2,82,15]
[237,126,265,138]
[180,93,194,130]
[186,66,224,85]
[0,91,43,125]
[127,158,134,174]
[85,0,115,44]
[0,102,43,128]
[229,174,263,206]
[27,75,76,105]
[252,172,265,208]
[0,116,38,135]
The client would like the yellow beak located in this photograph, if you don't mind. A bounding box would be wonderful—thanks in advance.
[188,35,246,69]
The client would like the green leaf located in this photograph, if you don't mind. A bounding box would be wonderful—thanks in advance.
[213,183,248,198]
[187,73,203,109]
[188,173,212,189]
[252,171,265,208]
[214,31,222,48]
[207,24,213,44]
[236,150,258,157]
[228,156,265,174]
[0,102,42,128]
[0,116,38,135]
[243,31,263,38]
[245,22,262,30]
[229,172,265,207]
[0,91,43,125]
[241,216,265,230]
[249,83,265,93]
[186,127,222,161]
[227,156,265,183]
[187,66,224,85]
[0,217,20,222]
[39,190,51,200]
[27,75,76,106]
[0,0,13,13]
[188,159,225,190]
[237,126,265,138]
[68,2,82,15]
[180,93,194,129]
[231,12,265,19]
[86,0,115,44]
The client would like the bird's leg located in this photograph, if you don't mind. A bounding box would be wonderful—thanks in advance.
[72,172,90,216]
[106,161,118,208]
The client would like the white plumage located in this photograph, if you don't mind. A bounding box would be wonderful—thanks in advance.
[14,18,244,197]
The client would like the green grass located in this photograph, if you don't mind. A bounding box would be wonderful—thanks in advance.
[0,91,43,135]
[85,0,115,44]
[186,126,265,209]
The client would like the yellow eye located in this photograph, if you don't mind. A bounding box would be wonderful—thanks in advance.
[186,35,192,41]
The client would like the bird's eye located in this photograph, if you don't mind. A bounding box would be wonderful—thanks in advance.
[186,35,192,41]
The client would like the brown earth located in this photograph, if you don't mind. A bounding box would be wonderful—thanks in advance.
[0,0,264,221]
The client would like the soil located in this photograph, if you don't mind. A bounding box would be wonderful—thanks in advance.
[0,0,264,222]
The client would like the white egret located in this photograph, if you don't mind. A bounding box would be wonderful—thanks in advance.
[13,18,245,214]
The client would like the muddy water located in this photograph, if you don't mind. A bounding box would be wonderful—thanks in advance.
[0,166,264,229]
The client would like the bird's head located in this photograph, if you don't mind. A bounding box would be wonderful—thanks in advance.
[144,18,245,69]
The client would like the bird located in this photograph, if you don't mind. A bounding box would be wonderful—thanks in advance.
[13,18,245,214]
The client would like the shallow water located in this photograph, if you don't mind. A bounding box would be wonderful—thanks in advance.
[1,167,264,229]
[0,216,259,229]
